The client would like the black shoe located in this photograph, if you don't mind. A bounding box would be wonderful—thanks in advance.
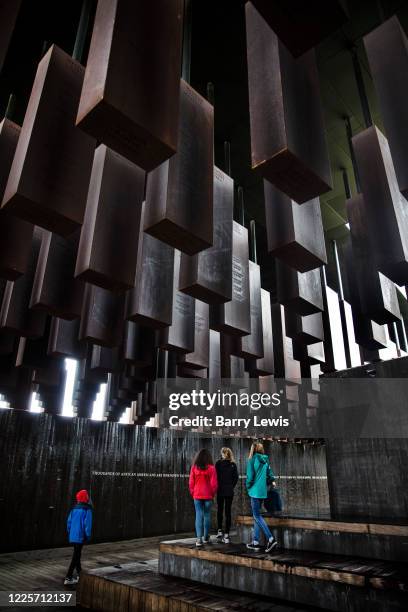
[203,536,211,545]
[265,538,278,553]
[246,541,261,551]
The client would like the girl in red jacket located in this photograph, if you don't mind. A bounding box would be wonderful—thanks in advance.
[189,449,218,547]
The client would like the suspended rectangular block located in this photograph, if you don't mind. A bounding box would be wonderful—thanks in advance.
[321,281,347,373]
[30,229,84,320]
[248,0,348,58]
[341,241,388,352]
[75,145,145,292]
[245,3,331,203]
[79,284,124,348]
[271,303,300,382]
[90,345,119,375]
[179,300,209,369]
[0,118,33,280]
[352,126,408,285]
[123,321,156,367]
[209,330,221,379]
[179,167,233,303]
[285,310,324,345]
[339,299,361,369]
[1,45,95,235]
[237,261,263,359]
[126,202,174,328]
[277,261,323,315]
[220,334,245,379]
[248,288,274,376]
[178,365,208,379]
[364,16,408,199]
[210,222,251,336]
[47,317,85,359]
[264,181,327,271]
[76,0,183,171]
[143,80,214,254]
[0,228,46,338]
[346,194,401,325]
[158,251,195,353]
[293,340,325,366]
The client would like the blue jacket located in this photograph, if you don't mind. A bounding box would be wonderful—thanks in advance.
[246,453,275,499]
[67,503,93,544]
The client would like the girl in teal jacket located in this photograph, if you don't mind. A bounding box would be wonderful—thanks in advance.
[246,442,278,553]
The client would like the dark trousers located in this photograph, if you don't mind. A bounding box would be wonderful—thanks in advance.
[217,495,233,533]
[66,543,83,578]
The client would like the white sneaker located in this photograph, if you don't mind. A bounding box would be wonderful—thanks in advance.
[196,538,203,547]
[64,577,78,585]
[216,530,223,541]
[222,534,230,544]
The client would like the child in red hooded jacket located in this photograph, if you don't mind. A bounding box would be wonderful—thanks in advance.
[64,490,93,585]
[189,449,218,547]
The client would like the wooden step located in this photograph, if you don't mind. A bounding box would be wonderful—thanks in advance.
[77,562,315,611]
[236,514,408,562]
[159,538,408,612]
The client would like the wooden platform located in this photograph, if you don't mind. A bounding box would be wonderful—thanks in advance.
[78,561,316,611]
[159,538,408,612]
[236,514,408,562]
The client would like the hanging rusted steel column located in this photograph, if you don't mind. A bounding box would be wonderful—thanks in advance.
[245,2,332,203]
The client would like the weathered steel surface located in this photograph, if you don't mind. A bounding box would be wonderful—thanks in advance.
[0,228,46,338]
[126,202,174,328]
[179,300,209,369]
[277,261,323,315]
[123,321,156,367]
[346,194,401,324]
[30,229,84,320]
[90,345,119,375]
[352,126,408,285]
[285,311,324,345]
[179,167,233,303]
[2,45,95,235]
[248,288,274,376]
[364,16,408,199]
[220,334,245,379]
[158,251,195,353]
[293,340,325,366]
[0,119,33,280]
[47,317,84,359]
[76,0,183,171]
[271,303,301,382]
[341,241,388,351]
[246,3,331,203]
[209,330,221,379]
[210,222,250,336]
[237,260,263,359]
[79,284,124,348]
[264,181,327,271]
[143,80,214,254]
[248,0,349,58]
[75,145,145,292]
[339,299,362,369]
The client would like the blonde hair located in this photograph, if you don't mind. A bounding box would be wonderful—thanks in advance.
[221,447,234,462]
[249,442,265,458]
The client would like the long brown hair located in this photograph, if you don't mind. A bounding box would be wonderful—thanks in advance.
[194,448,213,470]
[249,442,265,459]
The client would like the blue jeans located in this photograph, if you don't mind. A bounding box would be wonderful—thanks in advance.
[251,497,273,542]
[194,499,212,538]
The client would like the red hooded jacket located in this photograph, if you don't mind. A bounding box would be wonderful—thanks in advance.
[189,464,218,500]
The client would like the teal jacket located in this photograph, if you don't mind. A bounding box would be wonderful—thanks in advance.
[246,453,275,499]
